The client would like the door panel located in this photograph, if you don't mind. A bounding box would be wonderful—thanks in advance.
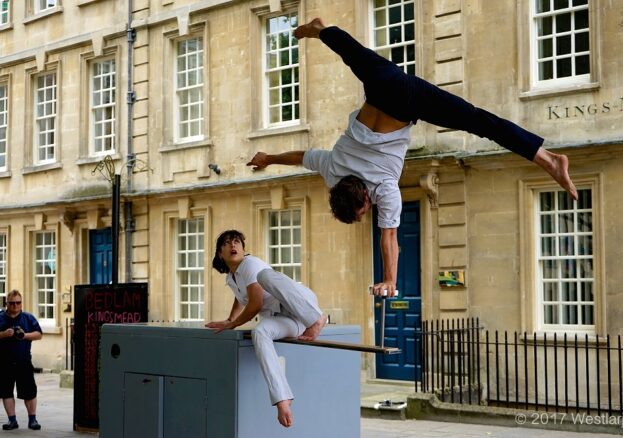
[373,202,422,380]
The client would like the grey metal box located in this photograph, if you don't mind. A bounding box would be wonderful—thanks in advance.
[99,322,360,438]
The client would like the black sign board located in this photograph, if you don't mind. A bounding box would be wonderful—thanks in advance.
[73,283,148,431]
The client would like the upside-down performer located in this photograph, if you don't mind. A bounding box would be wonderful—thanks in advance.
[248,18,577,297]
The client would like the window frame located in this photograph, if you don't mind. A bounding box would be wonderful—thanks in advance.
[32,229,57,326]
[34,0,57,14]
[175,217,205,321]
[535,187,595,332]
[33,71,58,166]
[160,23,211,150]
[266,208,303,281]
[519,0,600,97]
[0,0,10,28]
[89,57,117,157]
[0,229,8,305]
[261,11,300,129]
[520,175,604,336]
[368,0,418,75]
[0,80,8,172]
[253,194,309,285]
[174,36,205,144]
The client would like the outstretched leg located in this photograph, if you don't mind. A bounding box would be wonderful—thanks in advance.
[295,18,578,200]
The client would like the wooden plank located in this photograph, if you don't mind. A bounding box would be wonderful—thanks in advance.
[243,333,401,355]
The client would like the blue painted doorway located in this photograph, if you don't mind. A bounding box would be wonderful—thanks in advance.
[89,228,113,285]
[373,201,422,381]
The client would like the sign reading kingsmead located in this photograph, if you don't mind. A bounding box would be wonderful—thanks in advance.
[547,97,623,120]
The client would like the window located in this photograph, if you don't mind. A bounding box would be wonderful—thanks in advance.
[0,83,7,170]
[176,218,204,320]
[34,231,56,321]
[0,233,6,304]
[267,209,301,281]
[537,189,593,329]
[175,38,203,142]
[34,73,57,164]
[34,0,56,14]
[371,0,416,75]
[264,13,299,126]
[0,0,9,25]
[532,0,590,87]
[91,59,116,155]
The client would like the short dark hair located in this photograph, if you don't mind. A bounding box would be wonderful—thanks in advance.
[212,230,246,274]
[329,175,368,224]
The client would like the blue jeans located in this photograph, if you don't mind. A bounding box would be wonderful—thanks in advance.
[318,26,543,161]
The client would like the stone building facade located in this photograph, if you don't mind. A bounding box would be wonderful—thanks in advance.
[0,0,621,388]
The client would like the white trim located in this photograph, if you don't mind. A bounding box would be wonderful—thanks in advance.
[529,0,591,89]
[534,187,595,332]
[262,12,300,128]
[89,58,116,156]
[174,37,204,144]
[175,217,205,321]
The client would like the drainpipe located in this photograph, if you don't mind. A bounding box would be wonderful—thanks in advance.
[124,0,136,282]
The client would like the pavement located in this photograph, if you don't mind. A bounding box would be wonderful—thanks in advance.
[1,373,617,437]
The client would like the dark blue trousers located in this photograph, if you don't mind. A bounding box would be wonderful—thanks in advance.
[318,26,543,161]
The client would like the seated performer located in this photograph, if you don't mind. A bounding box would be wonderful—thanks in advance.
[248,17,578,298]
[206,230,326,428]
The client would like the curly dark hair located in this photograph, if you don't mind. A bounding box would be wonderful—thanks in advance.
[212,230,246,274]
[328,175,368,224]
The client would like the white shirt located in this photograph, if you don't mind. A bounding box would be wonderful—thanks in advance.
[225,255,281,317]
[303,110,412,228]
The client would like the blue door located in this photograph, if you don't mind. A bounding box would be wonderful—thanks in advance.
[373,202,422,381]
[89,228,112,285]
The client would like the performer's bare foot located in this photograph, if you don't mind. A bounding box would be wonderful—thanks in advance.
[276,400,293,428]
[293,17,325,39]
[298,314,327,341]
[533,148,578,201]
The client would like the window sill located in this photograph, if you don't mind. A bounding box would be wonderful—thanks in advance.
[0,23,13,32]
[521,331,603,345]
[248,123,311,140]
[40,324,62,335]
[519,82,600,101]
[23,7,64,25]
[159,138,213,153]
[76,153,122,166]
[22,162,63,175]
[0,170,10,178]
[78,0,104,6]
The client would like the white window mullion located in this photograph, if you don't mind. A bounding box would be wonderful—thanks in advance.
[34,231,56,322]
[176,218,204,320]
[175,38,204,143]
[263,13,299,127]
[371,0,416,75]
[0,84,7,171]
[0,0,10,25]
[34,73,57,165]
[267,209,302,281]
[91,59,116,156]
[537,188,594,331]
[0,233,7,304]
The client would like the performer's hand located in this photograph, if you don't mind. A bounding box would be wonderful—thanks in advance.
[372,282,397,297]
[247,152,269,171]
[205,320,234,334]
[1,328,14,339]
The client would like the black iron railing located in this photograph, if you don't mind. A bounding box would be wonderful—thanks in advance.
[418,318,623,416]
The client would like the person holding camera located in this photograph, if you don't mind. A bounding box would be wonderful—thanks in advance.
[0,290,43,431]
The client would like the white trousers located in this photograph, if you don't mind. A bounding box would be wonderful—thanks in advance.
[252,268,323,405]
